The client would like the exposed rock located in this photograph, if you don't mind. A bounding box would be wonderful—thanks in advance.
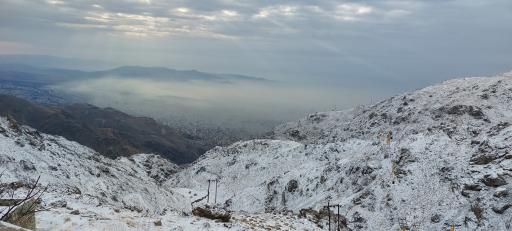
[471,202,484,223]
[18,160,35,171]
[288,130,305,140]
[391,148,415,178]
[308,113,327,123]
[98,165,110,174]
[470,153,498,165]
[505,153,512,159]
[320,175,327,184]
[470,141,498,165]
[463,183,482,191]
[65,186,82,195]
[49,200,67,208]
[48,165,58,171]
[492,204,511,214]
[488,122,510,136]
[154,219,162,226]
[481,174,508,187]
[70,210,80,215]
[494,187,509,198]
[192,205,231,222]
[287,180,299,193]
[461,190,471,198]
[437,105,485,120]
[430,214,441,223]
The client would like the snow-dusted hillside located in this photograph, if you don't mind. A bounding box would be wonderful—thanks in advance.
[0,116,198,230]
[0,116,184,214]
[0,116,319,230]
[170,72,512,230]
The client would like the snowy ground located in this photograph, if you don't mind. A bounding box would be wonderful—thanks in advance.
[37,208,321,231]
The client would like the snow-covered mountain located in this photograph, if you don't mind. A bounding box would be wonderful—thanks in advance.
[2,71,512,230]
[170,72,512,230]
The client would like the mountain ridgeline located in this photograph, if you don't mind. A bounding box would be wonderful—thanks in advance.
[0,94,207,164]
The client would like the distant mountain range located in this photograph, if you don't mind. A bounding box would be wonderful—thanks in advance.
[0,54,115,70]
[0,55,271,84]
[0,94,208,164]
[0,60,272,106]
[102,66,270,82]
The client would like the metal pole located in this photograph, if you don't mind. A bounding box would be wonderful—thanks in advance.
[214,180,218,204]
[328,201,331,231]
[337,205,340,231]
[207,180,210,204]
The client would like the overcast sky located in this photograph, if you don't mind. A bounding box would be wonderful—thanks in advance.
[1,0,512,99]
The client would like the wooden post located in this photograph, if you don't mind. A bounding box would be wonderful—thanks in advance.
[207,180,211,204]
[337,205,340,231]
[215,180,218,204]
[327,201,331,231]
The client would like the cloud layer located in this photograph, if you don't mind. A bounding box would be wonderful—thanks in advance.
[1,0,417,39]
[1,0,512,110]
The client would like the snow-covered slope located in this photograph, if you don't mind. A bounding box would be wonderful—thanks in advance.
[0,116,198,230]
[0,116,319,230]
[0,116,184,215]
[170,72,512,230]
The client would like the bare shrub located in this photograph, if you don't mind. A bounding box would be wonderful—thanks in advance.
[0,174,47,229]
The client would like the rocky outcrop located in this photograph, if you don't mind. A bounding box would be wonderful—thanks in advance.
[192,205,231,222]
